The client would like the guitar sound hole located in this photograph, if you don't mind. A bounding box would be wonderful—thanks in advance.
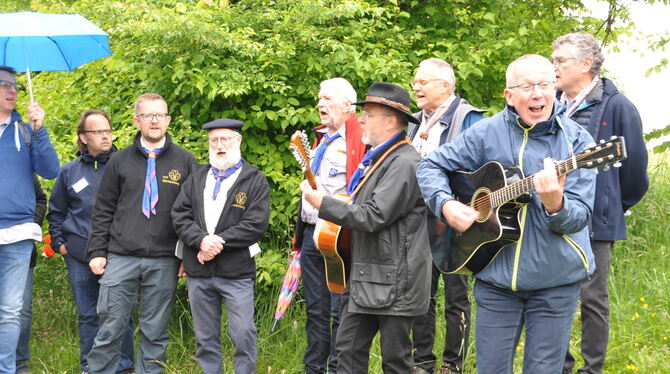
[472,190,491,222]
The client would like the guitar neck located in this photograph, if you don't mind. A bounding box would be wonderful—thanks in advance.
[490,157,577,208]
[305,169,317,189]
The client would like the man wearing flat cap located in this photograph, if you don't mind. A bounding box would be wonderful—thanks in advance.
[172,118,270,374]
[301,82,431,373]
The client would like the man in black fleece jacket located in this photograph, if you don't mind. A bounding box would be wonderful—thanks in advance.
[172,118,270,374]
[86,93,196,374]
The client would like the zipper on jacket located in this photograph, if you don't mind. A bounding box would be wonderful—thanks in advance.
[510,124,530,291]
[562,234,590,276]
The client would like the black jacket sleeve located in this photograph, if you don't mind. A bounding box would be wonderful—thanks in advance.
[46,166,69,252]
[172,172,209,250]
[86,156,121,259]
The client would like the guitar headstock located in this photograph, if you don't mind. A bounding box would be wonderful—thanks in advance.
[289,131,311,171]
[576,136,628,170]
[290,130,317,188]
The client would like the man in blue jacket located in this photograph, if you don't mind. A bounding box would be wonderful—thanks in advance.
[552,33,649,374]
[409,57,486,374]
[47,109,135,374]
[417,55,597,373]
[0,65,59,373]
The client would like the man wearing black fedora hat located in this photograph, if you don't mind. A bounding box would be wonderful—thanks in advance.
[301,82,432,373]
[172,118,270,374]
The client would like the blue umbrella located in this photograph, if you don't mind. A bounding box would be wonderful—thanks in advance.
[0,11,112,101]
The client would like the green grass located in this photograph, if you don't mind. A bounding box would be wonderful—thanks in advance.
[24,154,670,373]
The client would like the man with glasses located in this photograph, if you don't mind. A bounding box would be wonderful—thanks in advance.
[86,93,196,374]
[172,118,270,374]
[409,58,486,374]
[552,33,649,374]
[0,65,59,373]
[292,77,365,374]
[301,82,432,373]
[417,55,597,373]
[47,109,135,374]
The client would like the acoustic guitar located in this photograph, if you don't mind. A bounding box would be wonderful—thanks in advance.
[434,136,627,275]
[290,131,350,294]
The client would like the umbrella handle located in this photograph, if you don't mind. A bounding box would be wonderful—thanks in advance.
[26,66,34,103]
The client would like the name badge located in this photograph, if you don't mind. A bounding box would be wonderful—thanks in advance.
[72,177,89,193]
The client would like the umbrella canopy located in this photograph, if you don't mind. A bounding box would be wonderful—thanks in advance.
[271,250,302,332]
[0,11,112,100]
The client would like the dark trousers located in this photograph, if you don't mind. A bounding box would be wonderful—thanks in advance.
[564,240,612,374]
[412,263,470,372]
[336,293,414,374]
[302,224,341,374]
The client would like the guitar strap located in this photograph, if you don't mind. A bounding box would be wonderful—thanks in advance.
[345,138,410,203]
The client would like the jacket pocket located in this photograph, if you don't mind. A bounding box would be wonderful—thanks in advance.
[350,262,398,309]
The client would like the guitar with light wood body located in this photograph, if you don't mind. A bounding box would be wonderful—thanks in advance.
[290,131,350,294]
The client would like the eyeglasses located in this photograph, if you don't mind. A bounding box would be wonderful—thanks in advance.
[136,113,169,121]
[507,81,556,93]
[209,135,240,146]
[551,57,576,66]
[0,80,23,91]
[80,129,113,136]
[359,111,391,120]
[410,78,444,88]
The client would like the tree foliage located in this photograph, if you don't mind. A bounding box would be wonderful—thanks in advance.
[2,0,648,288]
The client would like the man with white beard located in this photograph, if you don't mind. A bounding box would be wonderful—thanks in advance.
[172,118,270,374]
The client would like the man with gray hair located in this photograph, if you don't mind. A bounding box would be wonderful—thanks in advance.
[409,57,486,374]
[292,77,366,373]
[552,32,649,374]
[417,54,596,373]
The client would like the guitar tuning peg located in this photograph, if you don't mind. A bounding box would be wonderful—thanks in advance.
[603,165,610,172]
[613,161,622,168]
[599,139,606,144]
[610,135,617,140]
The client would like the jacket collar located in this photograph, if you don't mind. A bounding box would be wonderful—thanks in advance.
[132,131,172,158]
[77,145,117,164]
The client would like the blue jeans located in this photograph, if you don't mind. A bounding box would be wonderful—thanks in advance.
[15,266,34,373]
[64,255,135,373]
[301,224,340,374]
[474,280,580,374]
[0,240,32,374]
[188,277,257,374]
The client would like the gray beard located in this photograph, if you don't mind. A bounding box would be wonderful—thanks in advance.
[209,148,241,171]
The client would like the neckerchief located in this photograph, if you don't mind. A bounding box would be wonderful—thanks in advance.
[347,130,406,197]
[310,132,341,175]
[211,159,244,200]
[562,75,599,118]
[412,94,455,157]
[142,147,163,218]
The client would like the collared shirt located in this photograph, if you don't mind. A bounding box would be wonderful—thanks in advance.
[301,125,347,224]
[203,164,242,235]
[412,94,456,157]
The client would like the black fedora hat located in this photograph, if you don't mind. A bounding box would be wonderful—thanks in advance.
[354,82,420,124]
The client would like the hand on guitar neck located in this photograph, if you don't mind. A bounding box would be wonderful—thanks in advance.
[300,179,325,210]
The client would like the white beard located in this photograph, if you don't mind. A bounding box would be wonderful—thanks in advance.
[209,147,242,171]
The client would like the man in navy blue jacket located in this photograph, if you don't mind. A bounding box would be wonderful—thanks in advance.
[47,109,135,374]
[552,33,649,374]
[0,65,59,373]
